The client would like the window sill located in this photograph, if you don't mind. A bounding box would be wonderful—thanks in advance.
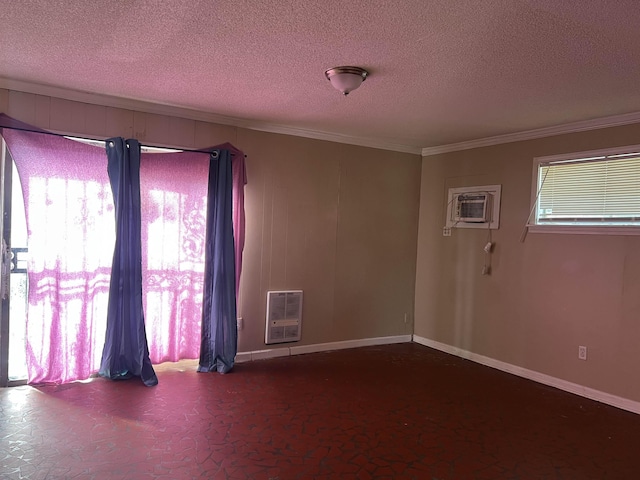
[527,225,640,236]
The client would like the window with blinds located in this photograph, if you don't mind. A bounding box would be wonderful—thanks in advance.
[535,147,640,227]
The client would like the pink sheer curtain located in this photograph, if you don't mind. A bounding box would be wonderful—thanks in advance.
[230,145,247,295]
[3,130,114,384]
[139,151,209,363]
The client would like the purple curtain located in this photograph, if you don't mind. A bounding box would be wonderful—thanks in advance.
[99,138,157,386]
[211,142,247,295]
[198,150,237,373]
[1,125,114,384]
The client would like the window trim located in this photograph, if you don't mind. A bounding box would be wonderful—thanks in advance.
[529,144,640,236]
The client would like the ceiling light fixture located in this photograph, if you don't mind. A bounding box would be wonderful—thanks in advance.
[324,66,369,96]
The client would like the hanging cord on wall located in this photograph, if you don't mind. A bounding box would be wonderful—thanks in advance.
[482,219,493,275]
[519,165,551,243]
[442,187,458,234]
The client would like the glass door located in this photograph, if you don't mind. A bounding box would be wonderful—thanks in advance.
[0,140,28,386]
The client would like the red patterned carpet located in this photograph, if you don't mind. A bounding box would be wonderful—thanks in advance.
[2,342,640,479]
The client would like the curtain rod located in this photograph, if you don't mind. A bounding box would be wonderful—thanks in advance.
[0,124,245,157]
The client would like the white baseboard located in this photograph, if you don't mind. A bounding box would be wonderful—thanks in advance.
[412,335,640,415]
[250,348,291,361]
[234,352,253,363]
[290,335,411,355]
[236,335,412,363]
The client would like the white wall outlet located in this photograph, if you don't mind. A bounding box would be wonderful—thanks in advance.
[578,345,587,360]
[237,317,244,331]
[443,227,451,237]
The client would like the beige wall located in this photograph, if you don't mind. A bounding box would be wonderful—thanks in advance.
[1,88,421,354]
[415,124,640,403]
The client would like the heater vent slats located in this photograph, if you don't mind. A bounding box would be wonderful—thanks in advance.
[265,290,303,344]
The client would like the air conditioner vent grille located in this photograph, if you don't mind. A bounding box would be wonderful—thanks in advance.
[455,193,489,223]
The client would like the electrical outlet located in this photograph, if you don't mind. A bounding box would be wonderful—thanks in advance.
[237,317,244,331]
[443,227,451,237]
[578,345,587,360]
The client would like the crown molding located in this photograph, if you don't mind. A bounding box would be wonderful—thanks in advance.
[241,122,421,155]
[421,111,640,157]
[0,77,421,155]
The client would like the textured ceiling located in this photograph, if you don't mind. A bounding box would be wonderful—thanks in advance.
[2,0,640,153]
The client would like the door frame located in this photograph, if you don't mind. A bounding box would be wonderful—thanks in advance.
[0,139,12,386]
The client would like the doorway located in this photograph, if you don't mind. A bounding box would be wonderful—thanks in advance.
[1,140,29,386]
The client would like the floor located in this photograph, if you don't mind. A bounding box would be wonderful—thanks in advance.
[1,343,640,479]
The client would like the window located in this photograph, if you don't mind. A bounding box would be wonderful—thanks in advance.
[531,145,640,234]
[2,131,210,384]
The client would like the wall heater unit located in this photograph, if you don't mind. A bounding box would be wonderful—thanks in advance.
[265,290,303,344]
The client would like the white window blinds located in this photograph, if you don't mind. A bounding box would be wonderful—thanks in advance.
[537,152,640,225]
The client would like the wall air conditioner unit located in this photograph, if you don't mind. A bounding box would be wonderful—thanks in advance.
[455,193,490,223]
[265,290,303,345]
[445,185,501,230]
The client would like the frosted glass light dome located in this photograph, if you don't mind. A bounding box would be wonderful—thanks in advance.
[325,66,369,95]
